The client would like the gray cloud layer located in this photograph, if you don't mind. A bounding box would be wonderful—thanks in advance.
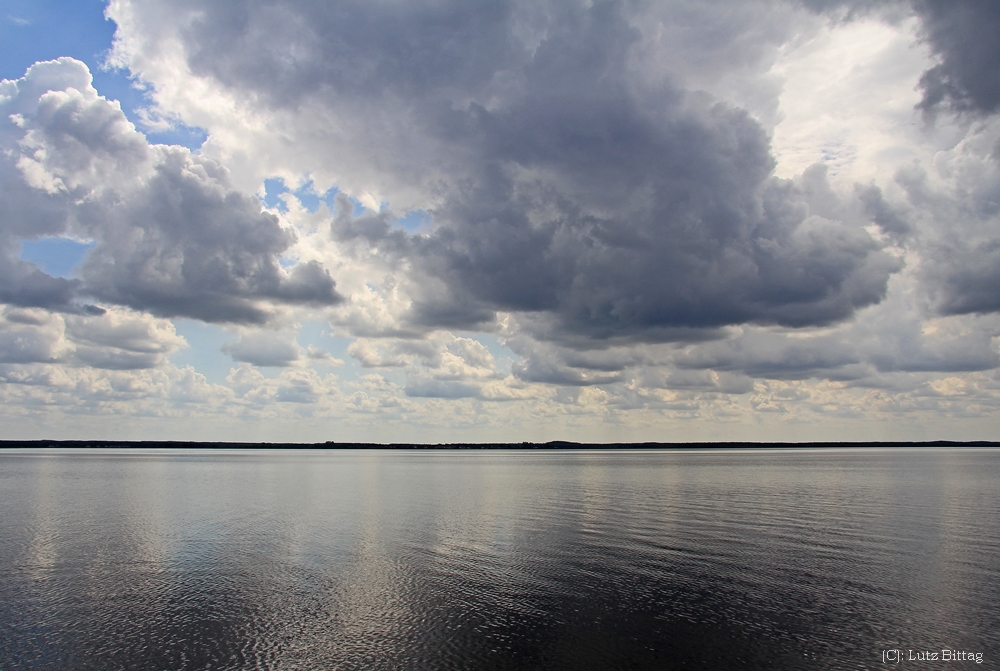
[6,1,999,392]
[198,0,899,342]
[112,0,1000,350]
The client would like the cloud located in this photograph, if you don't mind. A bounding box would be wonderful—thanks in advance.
[65,308,187,369]
[0,257,80,312]
[504,333,634,386]
[65,310,186,355]
[305,344,342,364]
[672,303,1000,382]
[0,361,235,416]
[653,369,756,394]
[404,378,480,399]
[931,242,1000,315]
[885,118,1000,317]
[111,1,904,344]
[0,306,185,370]
[221,330,300,367]
[0,58,343,324]
[0,63,85,312]
[912,0,1000,115]
[0,309,66,364]
[0,0,996,439]
[856,184,912,238]
[347,338,410,368]
[331,20,901,341]
[346,332,514,400]
[675,329,864,381]
[802,1,1000,117]
[224,364,342,407]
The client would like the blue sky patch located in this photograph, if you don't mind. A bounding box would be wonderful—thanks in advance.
[395,209,431,233]
[2,0,115,83]
[20,237,95,278]
[262,178,291,212]
[262,178,335,213]
[298,321,359,377]
[170,320,237,384]
[294,182,322,212]
[145,123,208,151]
[1,0,206,152]
[262,178,381,220]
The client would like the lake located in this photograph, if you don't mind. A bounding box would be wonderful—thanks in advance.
[1,448,997,669]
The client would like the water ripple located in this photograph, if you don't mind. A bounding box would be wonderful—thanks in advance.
[0,448,997,669]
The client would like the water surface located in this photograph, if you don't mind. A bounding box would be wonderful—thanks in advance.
[1,448,997,669]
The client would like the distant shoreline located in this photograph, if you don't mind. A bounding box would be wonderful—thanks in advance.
[1,440,998,450]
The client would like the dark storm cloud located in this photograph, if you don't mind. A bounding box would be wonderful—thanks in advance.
[78,147,342,324]
[511,351,626,386]
[676,330,864,380]
[929,235,1000,320]
[889,150,1000,317]
[0,58,343,324]
[138,0,1000,356]
[856,184,911,238]
[502,333,641,385]
[180,0,524,109]
[931,242,1000,316]
[913,0,1000,115]
[0,257,79,311]
[248,0,903,342]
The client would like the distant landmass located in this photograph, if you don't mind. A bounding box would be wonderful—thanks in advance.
[1,440,998,449]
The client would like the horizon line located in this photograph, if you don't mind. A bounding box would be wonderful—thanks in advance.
[2,440,999,450]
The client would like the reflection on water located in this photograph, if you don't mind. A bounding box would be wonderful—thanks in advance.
[0,448,997,670]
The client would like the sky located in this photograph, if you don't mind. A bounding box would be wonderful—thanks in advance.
[1,0,999,442]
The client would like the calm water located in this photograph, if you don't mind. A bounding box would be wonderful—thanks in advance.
[0,448,997,670]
